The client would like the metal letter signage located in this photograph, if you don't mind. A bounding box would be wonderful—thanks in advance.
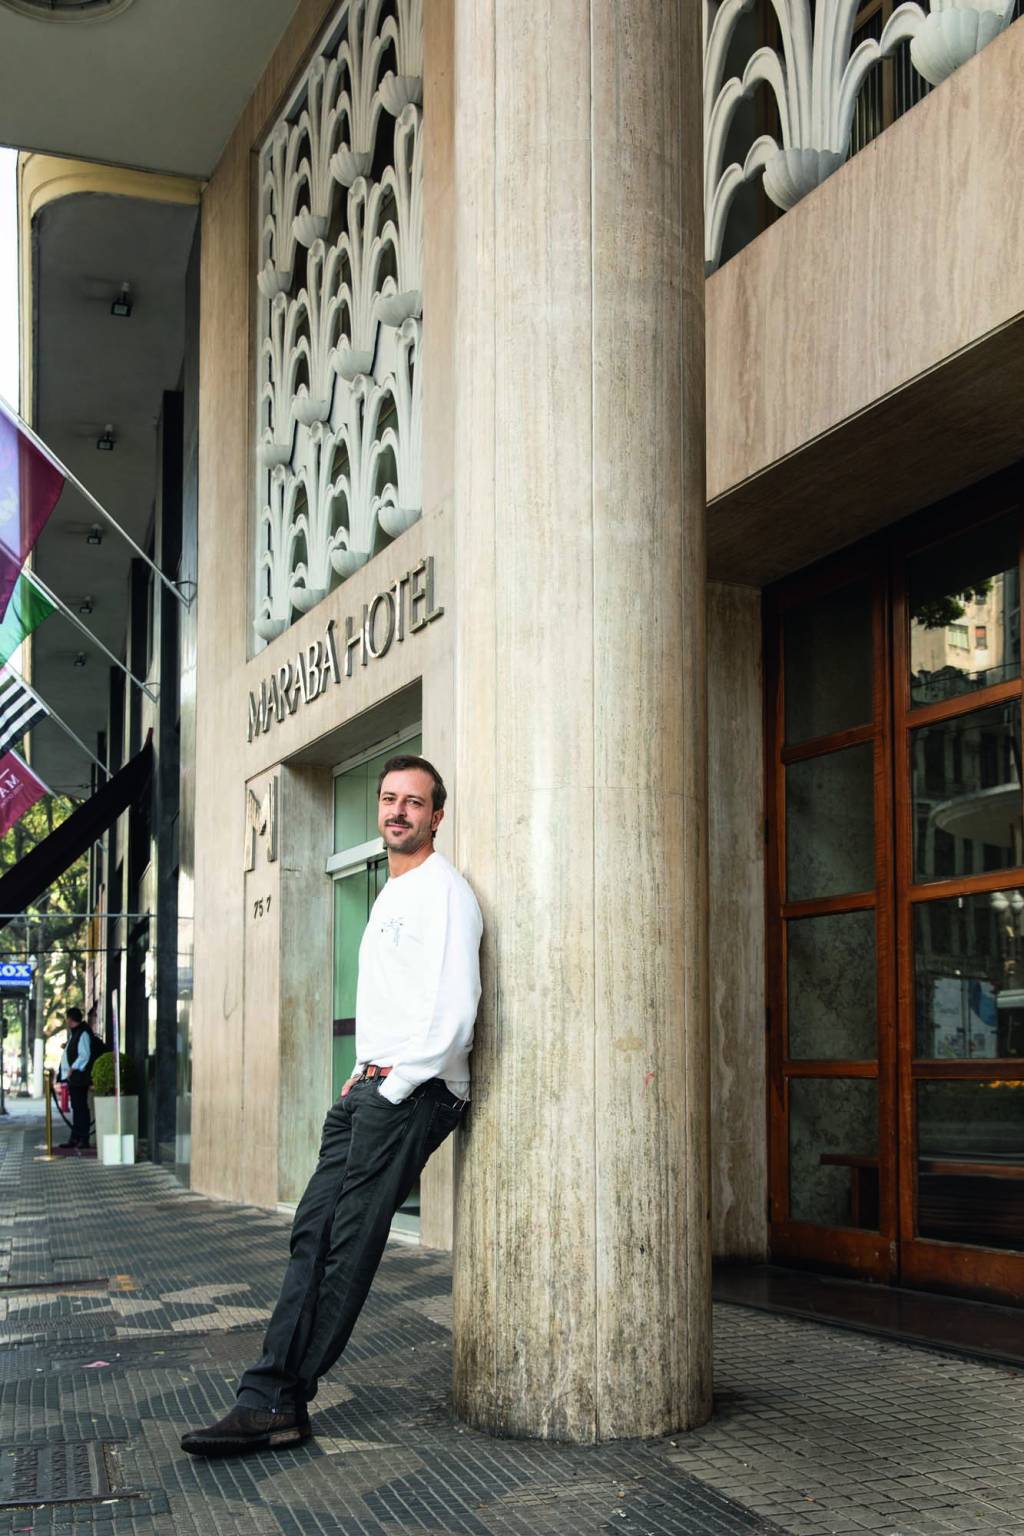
[247,557,444,743]
[243,776,279,872]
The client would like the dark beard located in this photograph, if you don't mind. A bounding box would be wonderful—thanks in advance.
[384,824,429,854]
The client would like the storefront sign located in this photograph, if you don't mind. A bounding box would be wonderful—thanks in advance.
[247,557,443,744]
[0,961,33,993]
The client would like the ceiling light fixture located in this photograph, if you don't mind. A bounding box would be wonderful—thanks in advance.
[78,596,95,616]
[96,424,115,452]
[110,281,132,319]
[86,525,103,546]
[72,652,88,669]
[0,1,137,21]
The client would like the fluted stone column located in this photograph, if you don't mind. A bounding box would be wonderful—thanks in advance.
[450,0,709,1442]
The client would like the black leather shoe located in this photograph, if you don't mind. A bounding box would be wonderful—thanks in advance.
[180,1403,311,1457]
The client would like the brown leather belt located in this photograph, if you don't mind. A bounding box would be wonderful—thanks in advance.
[363,1064,392,1079]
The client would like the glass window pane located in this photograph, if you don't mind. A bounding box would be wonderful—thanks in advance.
[917,1081,1024,1251]
[332,872,368,1098]
[331,859,395,1106]
[363,749,396,835]
[784,581,873,744]
[909,511,1020,707]
[334,765,369,851]
[788,911,877,1060]
[786,744,875,902]
[789,1078,879,1229]
[913,891,1024,1059]
[333,734,423,853]
[910,701,1023,883]
[333,873,366,1022]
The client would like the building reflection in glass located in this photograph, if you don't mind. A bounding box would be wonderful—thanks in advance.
[909,510,1020,708]
[910,702,1023,883]
[914,891,1024,1060]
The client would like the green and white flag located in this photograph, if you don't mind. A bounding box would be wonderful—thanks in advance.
[0,574,55,670]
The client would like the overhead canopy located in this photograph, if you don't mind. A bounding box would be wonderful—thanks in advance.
[0,0,299,177]
[26,185,197,792]
[0,736,151,929]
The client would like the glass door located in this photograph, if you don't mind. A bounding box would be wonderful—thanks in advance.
[765,472,1024,1301]
[765,562,897,1281]
[894,503,1024,1300]
[332,856,388,1099]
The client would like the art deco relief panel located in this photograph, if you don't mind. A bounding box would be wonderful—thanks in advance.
[254,0,423,646]
[703,0,1017,272]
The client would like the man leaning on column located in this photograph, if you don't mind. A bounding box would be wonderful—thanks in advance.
[181,753,482,1456]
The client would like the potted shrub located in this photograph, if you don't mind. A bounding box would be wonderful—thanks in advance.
[91,1052,139,1164]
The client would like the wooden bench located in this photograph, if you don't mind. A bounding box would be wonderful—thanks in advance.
[818,1152,1024,1246]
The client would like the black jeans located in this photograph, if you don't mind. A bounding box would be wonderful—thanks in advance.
[236,1074,466,1411]
[68,1072,91,1146]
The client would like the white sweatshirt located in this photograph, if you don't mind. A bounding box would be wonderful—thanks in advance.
[354,850,483,1104]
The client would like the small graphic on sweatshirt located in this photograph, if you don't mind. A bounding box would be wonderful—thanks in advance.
[381,917,405,947]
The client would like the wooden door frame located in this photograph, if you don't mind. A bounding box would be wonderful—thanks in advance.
[764,545,897,1281]
[890,467,1024,1303]
[764,462,1024,1300]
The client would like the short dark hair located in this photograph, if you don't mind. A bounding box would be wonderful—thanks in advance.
[67,1006,83,1024]
[377,754,447,813]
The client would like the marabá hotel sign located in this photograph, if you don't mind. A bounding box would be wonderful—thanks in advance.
[247,556,443,743]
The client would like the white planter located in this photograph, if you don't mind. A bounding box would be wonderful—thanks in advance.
[293,389,331,426]
[375,288,422,328]
[290,583,328,614]
[336,345,374,382]
[911,2,1014,87]
[253,613,288,643]
[379,72,422,116]
[259,435,292,468]
[329,148,372,188]
[94,1096,139,1163]
[329,546,369,579]
[292,210,329,248]
[377,501,421,539]
[257,261,291,301]
[763,147,845,212]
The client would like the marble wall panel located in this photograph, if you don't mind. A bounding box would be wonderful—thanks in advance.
[708,582,767,1262]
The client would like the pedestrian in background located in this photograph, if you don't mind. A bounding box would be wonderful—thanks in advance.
[181,754,483,1457]
[58,1006,93,1150]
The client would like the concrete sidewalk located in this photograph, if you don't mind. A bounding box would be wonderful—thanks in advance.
[1,1116,1022,1536]
[0,1096,49,1123]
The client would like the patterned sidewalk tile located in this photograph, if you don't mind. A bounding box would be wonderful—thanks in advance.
[1,1116,1022,1536]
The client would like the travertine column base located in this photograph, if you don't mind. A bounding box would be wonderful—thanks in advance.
[450,1,709,1442]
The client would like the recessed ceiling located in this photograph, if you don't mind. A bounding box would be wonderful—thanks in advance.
[28,191,197,792]
[0,0,299,177]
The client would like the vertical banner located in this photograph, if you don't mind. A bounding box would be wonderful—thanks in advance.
[0,750,48,837]
[0,401,65,620]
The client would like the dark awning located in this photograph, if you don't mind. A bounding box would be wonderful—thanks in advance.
[0,737,152,930]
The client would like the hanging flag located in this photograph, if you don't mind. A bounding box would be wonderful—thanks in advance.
[0,575,57,670]
[0,668,48,757]
[0,749,48,838]
[0,400,65,621]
